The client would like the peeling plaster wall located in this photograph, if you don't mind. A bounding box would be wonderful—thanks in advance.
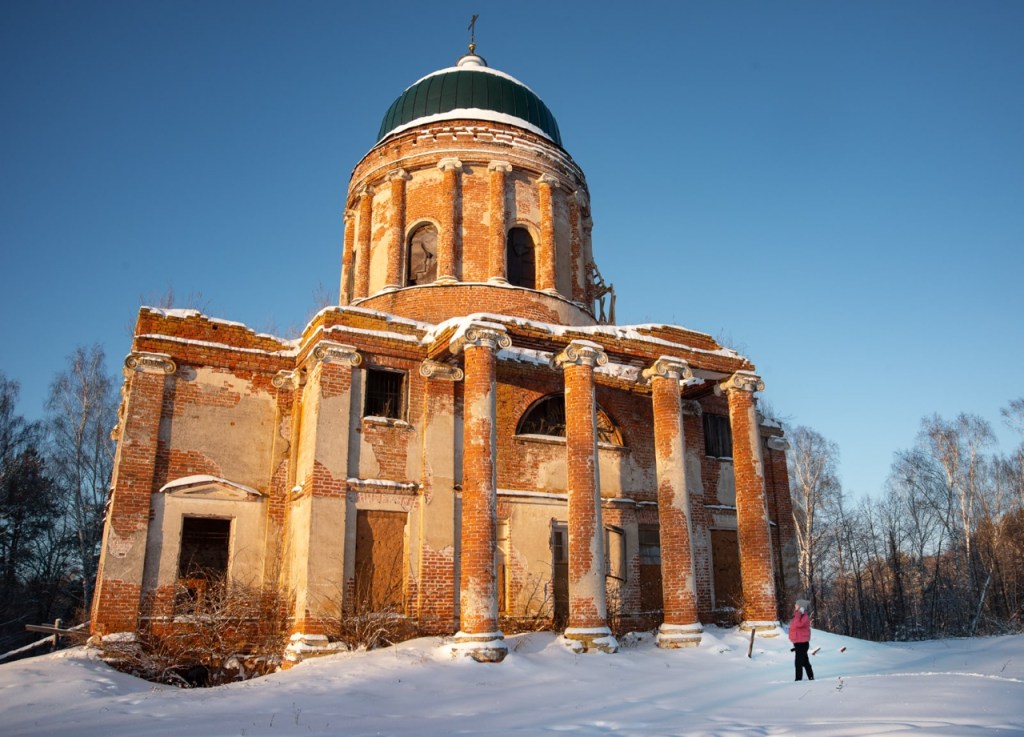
[161,367,281,491]
[303,496,347,620]
[502,497,563,616]
[368,186,392,294]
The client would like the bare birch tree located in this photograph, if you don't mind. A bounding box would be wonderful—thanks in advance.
[45,346,117,611]
[922,414,994,587]
[787,425,841,609]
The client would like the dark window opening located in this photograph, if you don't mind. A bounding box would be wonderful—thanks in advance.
[506,227,535,289]
[638,524,663,612]
[406,224,438,286]
[176,517,230,614]
[517,394,622,445]
[364,368,405,419]
[638,525,662,565]
[519,394,565,437]
[703,413,733,458]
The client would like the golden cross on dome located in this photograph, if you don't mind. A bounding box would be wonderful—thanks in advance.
[468,14,479,53]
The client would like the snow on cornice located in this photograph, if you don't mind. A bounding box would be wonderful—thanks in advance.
[135,334,298,357]
[325,325,421,344]
[423,313,744,361]
[140,306,300,347]
[312,305,433,333]
[140,306,743,366]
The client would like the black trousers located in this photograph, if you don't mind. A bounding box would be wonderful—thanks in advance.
[794,642,814,681]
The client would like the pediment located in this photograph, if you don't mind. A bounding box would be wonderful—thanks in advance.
[159,475,263,501]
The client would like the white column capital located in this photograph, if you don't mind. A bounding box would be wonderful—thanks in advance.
[355,183,375,199]
[437,157,463,172]
[344,209,356,222]
[311,341,362,367]
[124,352,176,375]
[488,160,513,173]
[450,323,511,354]
[271,369,304,390]
[538,173,561,189]
[419,360,464,382]
[642,356,693,383]
[717,371,765,395]
[386,167,412,182]
[552,339,607,370]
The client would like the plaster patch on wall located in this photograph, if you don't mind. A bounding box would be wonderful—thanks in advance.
[107,529,133,559]
[716,462,736,506]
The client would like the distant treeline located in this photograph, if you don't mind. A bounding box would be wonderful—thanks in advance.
[789,402,1024,641]
[0,347,116,657]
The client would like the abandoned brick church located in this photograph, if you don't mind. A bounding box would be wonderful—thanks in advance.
[91,46,798,662]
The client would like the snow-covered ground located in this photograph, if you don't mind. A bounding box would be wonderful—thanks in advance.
[3,626,1022,736]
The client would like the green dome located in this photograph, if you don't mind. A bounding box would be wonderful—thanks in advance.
[376,54,562,147]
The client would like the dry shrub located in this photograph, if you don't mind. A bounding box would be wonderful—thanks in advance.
[100,579,289,687]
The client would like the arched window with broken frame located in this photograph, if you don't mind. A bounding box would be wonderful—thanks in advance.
[406,223,438,286]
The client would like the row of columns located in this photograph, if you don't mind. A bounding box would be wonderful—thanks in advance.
[340,161,586,304]
[443,324,779,661]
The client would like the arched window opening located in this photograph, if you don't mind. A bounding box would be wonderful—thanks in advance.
[406,224,438,286]
[506,227,535,289]
[516,393,623,445]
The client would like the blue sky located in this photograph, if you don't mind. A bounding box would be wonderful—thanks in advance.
[2,1,1022,499]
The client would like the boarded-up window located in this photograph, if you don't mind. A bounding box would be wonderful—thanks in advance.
[711,528,742,610]
[406,224,438,286]
[364,368,405,420]
[605,525,626,580]
[638,524,663,612]
[176,517,230,613]
[703,413,733,458]
[506,227,536,289]
[354,510,406,612]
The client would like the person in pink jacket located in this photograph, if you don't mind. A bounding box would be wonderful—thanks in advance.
[789,599,814,681]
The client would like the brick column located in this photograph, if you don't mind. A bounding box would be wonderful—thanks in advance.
[353,185,374,299]
[720,371,780,634]
[436,158,462,284]
[487,161,512,283]
[284,342,361,661]
[339,209,356,305]
[384,168,410,291]
[91,352,175,636]
[450,324,510,662]
[643,357,702,648]
[537,174,559,294]
[553,340,618,653]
